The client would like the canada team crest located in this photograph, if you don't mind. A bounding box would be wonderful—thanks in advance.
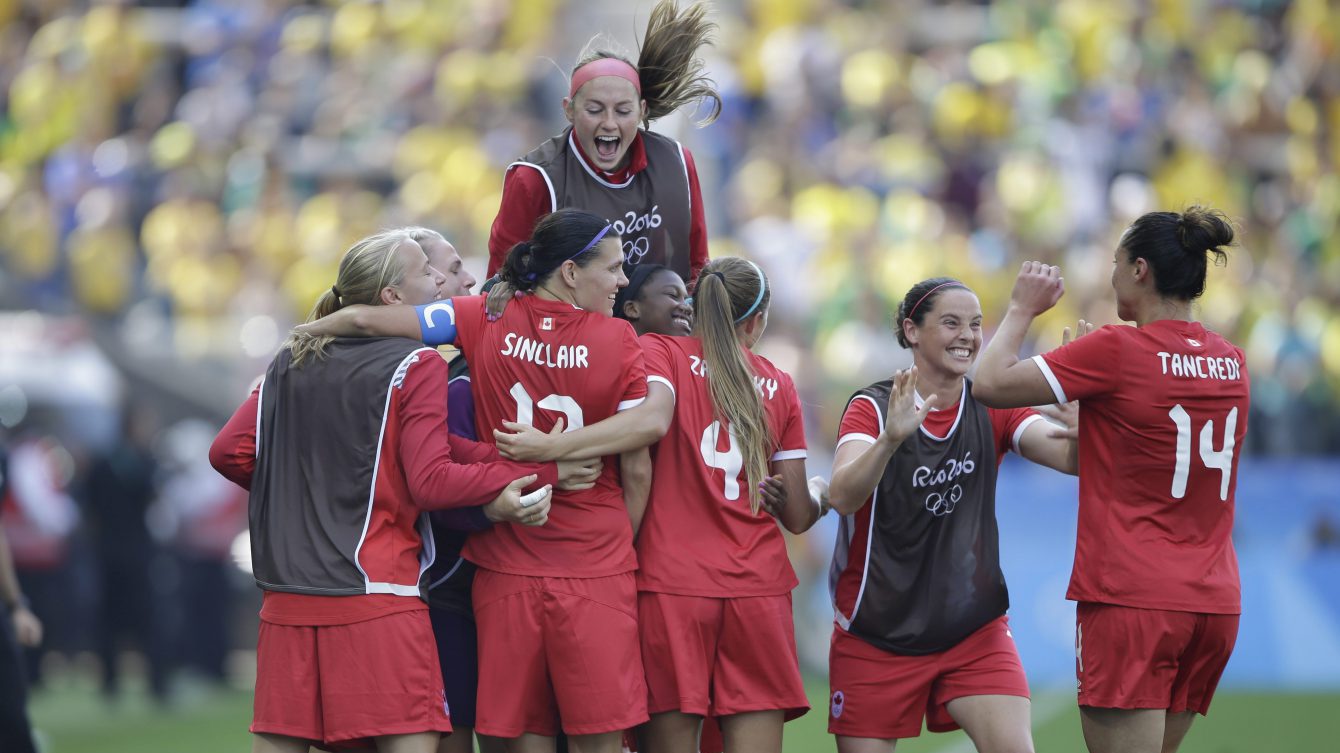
[830,690,845,718]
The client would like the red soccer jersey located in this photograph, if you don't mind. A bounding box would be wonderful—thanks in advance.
[1033,320,1248,614]
[635,334,808,597]
[454,294,648,578]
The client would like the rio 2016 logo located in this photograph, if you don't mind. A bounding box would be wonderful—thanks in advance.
[614,207,662,264]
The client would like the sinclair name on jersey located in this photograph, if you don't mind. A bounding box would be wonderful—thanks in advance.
[500,332,590,369]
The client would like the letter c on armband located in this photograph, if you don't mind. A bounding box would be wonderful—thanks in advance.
[416,301,458,346]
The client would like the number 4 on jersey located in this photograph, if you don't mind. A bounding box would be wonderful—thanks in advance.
[700,421,744,501]
[1168,404,1238,501]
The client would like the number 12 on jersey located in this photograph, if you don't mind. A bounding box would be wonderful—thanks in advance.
[1168,404,1238,501]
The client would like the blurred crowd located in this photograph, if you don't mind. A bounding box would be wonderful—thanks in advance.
[0,0,1337,699]
[2,0,1338,451]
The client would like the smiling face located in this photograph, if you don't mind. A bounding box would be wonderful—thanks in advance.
[565,236,628,315]
[418,234,477,298]
[624,268,692,336]
[903,288,983,379]
[383,239,446,306]
[564,76,646,173]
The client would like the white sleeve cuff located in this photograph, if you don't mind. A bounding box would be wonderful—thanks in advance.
[1030,355,1068,404]
[1011,414,1045,454]
[617,397,645,412]
[836,433,878,449]
[770,449,807,461]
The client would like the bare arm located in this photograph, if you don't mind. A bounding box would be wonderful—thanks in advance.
[621,448,652,537]
[829,368,935,516]
[772,458,820,534]
[973,261,1066,408]
[1016,414,1078,475]
[293,304,424,340]
[493,382,675,462]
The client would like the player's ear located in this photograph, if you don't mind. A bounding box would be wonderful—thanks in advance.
[901,317,919,347]
[380,285,401,305]
[622,300,640,321]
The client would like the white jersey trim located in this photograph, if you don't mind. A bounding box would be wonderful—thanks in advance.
[617,397,646,412]
[428,555,467,591]
[353,348,436,597]
[365,581,423,597]
[253,377,266,458]
[836,432,877,448]
[508,162,557,212]
[834,394,884,630]
[647,375,676,402]
[1031,355,1068,404]
[917,382,965,440]
[770,449,807,461]
[675,139,691,216]
[1011,414,1045,455]
[568,132,635,189]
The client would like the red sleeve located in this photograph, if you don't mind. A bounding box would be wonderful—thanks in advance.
[837,395,882,447]
[986,406,1041,460]
[683,148,708,287]
[615,324,648,409]
[772,374,807,458]
[209,385,260,490]
[488,165,552,278]
[1037,325,1123,403]
[446,432,559,488]
[641,334,675,384]
[396,353,536,510]
[450,296,485,362]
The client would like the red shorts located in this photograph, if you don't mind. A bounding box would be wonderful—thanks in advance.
[252,608,451,748]
[639,591,809,721]
[472,569,648,737]
[1076,602,1238,714]
[827,615,1029,739]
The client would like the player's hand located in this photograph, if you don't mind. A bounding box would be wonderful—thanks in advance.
[485,282,516,321]
[556,457,602,490]
[11,605,42,648]
[885,367,935,445]
[1062,318,1095,348]
[808,475,832,518]
[483,475,552,527]
[494,417,565,462]
[758,474,786,518]
[1009,261,1065,316]
[1035,402,1079,440]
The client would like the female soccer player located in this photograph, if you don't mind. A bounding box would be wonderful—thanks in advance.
[614,263,692,337]
[973,207,1247,753]
[488,0,720,285]
[492,257,821,753]
[299,209,656,753]
[210,228,558,753]
[825,277,1082,753]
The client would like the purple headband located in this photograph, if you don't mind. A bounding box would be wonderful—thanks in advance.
[907,281,966,319]
[564,223,614,266]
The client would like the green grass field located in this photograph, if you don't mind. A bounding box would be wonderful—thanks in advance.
[26,676,1340,753]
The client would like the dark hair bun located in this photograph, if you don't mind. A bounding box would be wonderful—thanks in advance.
[1178,205,1234,265]
[500,240,538,291]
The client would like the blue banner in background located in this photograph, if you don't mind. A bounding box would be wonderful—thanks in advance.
[993,458,1340,690]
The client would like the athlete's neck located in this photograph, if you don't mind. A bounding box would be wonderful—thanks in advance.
[534,285,582,310]
[1132,296,1194,328]
[912,366,964,411]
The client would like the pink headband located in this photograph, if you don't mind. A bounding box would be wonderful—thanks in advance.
[570,58,641,98]
[908,281,967,319]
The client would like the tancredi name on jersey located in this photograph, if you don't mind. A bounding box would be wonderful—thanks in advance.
[1156,351,1242,381]
[688,355,779,399]
[500,333,590,369]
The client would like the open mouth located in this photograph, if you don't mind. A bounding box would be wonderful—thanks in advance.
[671,314,691,333]
[594,135,620,161]
[948,347,972,360]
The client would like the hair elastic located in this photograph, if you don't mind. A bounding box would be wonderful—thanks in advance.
[907,281,966,319]
[570,58,641,97]
[735,261,767,323]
